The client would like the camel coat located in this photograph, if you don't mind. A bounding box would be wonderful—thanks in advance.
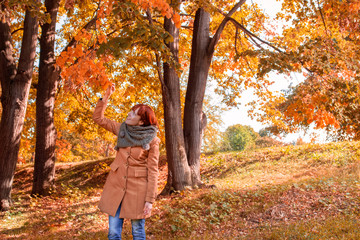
[93,99,160,219]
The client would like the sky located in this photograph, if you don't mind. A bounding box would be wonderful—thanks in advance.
[220,0,328,144]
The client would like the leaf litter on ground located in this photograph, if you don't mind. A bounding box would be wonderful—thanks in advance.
[1,141,360,239]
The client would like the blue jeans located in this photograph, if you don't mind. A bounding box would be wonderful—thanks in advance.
[108,204,146,240]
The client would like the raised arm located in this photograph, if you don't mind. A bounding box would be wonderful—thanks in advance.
[102,83,115,102]
[92,84,121,135]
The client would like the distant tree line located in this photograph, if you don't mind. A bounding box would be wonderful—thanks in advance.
[206,124,284,153]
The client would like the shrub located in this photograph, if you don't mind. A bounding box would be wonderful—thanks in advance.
[221,124,259,151]
[255,136,284,148]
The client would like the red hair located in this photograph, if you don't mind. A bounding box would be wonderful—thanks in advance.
[131,104,158,127]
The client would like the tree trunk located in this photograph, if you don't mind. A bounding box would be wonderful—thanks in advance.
[161,15,192,193]
[183,8,212,187]
[199,111,207,148]
[183,1,245,186]
[0,11,38,210]
[32,0,60,196]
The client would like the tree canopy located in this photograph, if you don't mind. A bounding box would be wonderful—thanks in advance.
[2,0,360,210]
[249,0,360,141]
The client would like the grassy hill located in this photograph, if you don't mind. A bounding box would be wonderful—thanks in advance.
[1,141,360,239]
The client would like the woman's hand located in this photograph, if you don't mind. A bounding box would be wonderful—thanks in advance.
[143,202,153,216]
[103,83,115,101]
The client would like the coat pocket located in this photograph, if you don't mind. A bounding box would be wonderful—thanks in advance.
[109,162,119,172]
[135,170,148,177]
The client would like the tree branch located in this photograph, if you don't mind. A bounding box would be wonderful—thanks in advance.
[235,28,239,55]
[11,28,24,35]
[316,0,328,35]
[181,25,193,29]
[72,87,95,110]
[228,16,315,75]
[229,17,284,53]
[215,0,325,80]
[145,10,165,87]
[215,4,284,53]
[62,16,97,53]
[207,0,246,55]
[235,29,256,74]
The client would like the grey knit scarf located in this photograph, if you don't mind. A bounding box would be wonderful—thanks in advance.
[115,122,157,151]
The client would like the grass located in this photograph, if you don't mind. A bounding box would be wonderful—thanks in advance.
[1,141,360,239]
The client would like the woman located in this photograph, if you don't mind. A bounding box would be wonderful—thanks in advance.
[93,84,160,240]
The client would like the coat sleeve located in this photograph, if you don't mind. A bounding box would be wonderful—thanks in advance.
[145,137,161,203]
[92,99,121,136]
